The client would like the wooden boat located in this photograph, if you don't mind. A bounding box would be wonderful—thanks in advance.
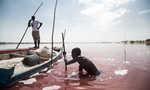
[0,47,62,86]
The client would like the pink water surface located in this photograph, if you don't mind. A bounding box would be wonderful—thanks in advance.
[0,43,150,90]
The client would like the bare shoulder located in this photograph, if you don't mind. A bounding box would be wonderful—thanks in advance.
[77,56,90,62]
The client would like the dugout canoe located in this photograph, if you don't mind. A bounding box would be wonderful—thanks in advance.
[0,47,62,86]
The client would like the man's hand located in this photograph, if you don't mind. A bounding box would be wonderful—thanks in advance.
[28,19,32,27]
[38,23,42,29]
[78,71,83,77]
[63,51,66,56]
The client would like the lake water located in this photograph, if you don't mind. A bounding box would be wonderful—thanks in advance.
[0,43,150,90]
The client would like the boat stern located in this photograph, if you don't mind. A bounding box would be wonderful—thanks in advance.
[0,66,15,85]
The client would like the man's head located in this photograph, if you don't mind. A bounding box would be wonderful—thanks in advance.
[31,16,35,21]
[71,47,81,59]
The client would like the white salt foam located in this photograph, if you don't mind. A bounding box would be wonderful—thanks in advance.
[30,72,40,77]
[42,68,48,72]
[43,85,60,90]
[47,70,52,73]
[19,78,36,84]
[114,69,128,75]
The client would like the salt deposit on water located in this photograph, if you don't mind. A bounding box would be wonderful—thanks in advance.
[47,69,52,73]
[19,78,36,84]
[30,72,40,78]
[41,68,48,72]
[114,69,128,75]
[42,85,61,90]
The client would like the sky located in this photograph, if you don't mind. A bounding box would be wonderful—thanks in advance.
[0,0,150,42]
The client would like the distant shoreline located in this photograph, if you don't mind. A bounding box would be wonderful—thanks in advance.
[0,42,59,44]
[0,40,149,45]
[0,42,113,44]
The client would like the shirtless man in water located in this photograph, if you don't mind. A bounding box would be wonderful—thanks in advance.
[64,47,100,76]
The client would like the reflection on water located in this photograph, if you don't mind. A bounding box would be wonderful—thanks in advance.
[0,43,150,90]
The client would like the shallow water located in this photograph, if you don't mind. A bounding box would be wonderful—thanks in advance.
[0,43,150,90]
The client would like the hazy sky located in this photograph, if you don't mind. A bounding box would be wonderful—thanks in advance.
[0,0,150,42]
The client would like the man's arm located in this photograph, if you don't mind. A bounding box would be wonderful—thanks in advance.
[28,19,32,27]
[38,23,42,29]
[63,51,77,65]
[79,65,83,71]
[66,59,77,65]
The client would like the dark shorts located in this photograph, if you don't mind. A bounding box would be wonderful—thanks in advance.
[32,31,40,41]
[89,71,100,76]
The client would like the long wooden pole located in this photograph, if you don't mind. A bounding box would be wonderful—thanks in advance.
[62,30,67,71]
[16,2,43,49]
[33,2,43,16]
[51,0,58,64]
[62,30,66,52]
[124,34,126,61]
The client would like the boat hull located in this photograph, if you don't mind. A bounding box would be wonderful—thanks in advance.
[0,48,62,86]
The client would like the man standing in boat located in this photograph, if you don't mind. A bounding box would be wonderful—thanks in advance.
[28,16,42,48]
[64,47,100,76]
